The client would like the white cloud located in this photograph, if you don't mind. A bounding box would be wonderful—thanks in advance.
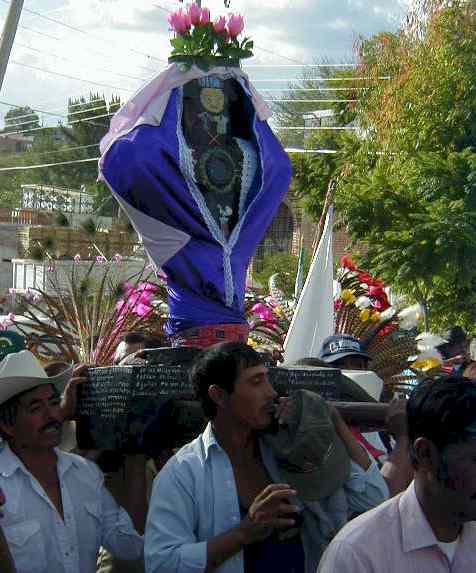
[1,0,409,129]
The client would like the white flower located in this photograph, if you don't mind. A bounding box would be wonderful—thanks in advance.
[356,295,372,309]
[398,304,423,331]
[416,331,447,353]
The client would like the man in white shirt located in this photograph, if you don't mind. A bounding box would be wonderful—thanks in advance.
[0,350,146,573]
[318,375,476,572]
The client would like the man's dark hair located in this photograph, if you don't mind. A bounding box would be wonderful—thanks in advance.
[190,342,264,419]
[407,375,476,466]
[122,332,146,345]
[0,384,60,441]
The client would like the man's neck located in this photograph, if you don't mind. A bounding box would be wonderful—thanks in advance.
[10,443,58,477]
[211,415,257,458]
[414,477,463,542]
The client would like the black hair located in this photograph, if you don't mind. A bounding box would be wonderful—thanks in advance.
[0,383,60,441]
[122,332,146,345]
[190,342,264,419]
[407,375,476,467]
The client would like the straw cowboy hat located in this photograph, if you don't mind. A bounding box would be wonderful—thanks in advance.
[0,350,73,406]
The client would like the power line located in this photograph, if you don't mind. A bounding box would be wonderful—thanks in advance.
[17,23,158,75]
[14,42,150,83]
[279,126,359,130]
[5,1,167,64]
[0,149,341,172]
[3,103,114,129]
[244,63,357,68]
[266,99,356,103]
[261,87,367,92]
[0,157,99,172]
[18,24,61,41]
[0,143,99,160]
[250,77,389,82]
[10,61,135,93]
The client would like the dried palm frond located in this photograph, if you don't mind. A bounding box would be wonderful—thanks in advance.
[11,260,168,365]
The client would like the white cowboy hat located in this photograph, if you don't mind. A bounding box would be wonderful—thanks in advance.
[0,350,73,406]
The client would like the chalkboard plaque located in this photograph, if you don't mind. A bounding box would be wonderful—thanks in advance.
[77,363,342,452]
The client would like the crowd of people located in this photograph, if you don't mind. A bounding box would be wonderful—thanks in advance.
[0,328,475,572]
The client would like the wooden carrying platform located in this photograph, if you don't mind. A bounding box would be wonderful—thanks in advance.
[77,348,388,454]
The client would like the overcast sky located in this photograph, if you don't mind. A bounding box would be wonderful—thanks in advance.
[0,0,411,130]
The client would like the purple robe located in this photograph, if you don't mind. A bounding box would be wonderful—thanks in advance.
[100,68,291,336]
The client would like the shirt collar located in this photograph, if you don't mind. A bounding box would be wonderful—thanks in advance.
[400,481,444,552]
[0,441,80,479]
[202,422,220,460]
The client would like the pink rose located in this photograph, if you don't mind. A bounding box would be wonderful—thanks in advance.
[168,9,191,34]
[200,7,210,25]
[213,15,226,34]
[187,3,201,26]
[73,254,81,263]
[227,13,244,37]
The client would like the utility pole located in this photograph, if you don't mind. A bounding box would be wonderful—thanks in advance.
[0,0,24,92]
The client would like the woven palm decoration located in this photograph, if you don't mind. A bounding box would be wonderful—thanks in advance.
[335,257,420,393]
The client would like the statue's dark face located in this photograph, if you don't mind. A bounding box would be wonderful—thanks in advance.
[181,75,253,236]
[182,75,242,146]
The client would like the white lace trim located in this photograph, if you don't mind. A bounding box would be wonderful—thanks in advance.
[176,83,263,308]
[236,138,258,219]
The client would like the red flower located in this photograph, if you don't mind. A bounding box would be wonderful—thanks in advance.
[334,299,343,311]
[357,271,373,285]
[340,255,356,271]
[369,285,385,297]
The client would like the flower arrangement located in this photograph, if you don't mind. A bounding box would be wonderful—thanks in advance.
[335,255,423,392]
[167,3,253,69]
[8,257,168,365]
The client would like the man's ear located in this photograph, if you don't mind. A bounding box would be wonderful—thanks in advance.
[208,385,228,410]
[413,437,439,471]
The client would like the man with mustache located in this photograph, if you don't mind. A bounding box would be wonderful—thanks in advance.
[144,342,388,573]
[0,350,146,573]
[318,374,476,572]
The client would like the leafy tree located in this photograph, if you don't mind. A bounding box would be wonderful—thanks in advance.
[288,0,476,331]
[254,251,311,298]
[3,106,40,134]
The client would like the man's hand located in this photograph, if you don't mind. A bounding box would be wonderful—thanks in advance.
[238,484,299,545]
[60,364,88,421]
[274,397,291,425]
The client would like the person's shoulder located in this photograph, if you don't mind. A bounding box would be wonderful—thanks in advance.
[58,450,104,486]
[158,434,207,476]
[333,492,401,545]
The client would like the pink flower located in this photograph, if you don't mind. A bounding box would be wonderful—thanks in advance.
[112,253,122,263]
[47,264,55,273]
[96,255,107,264]
[73,254,81,263]
[200,7,210,25]
[227,13,244,37]
[213,15,226,34]
[252,303,276,324]
[187,3,201,26]
[168,9,191,34]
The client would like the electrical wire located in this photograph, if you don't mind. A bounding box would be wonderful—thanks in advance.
[14,43,150,83]
[10,61,135,93]
[1,0,167,64]
[0,148,344,172]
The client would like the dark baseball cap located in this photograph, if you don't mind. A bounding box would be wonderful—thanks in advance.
[319,334,370,364]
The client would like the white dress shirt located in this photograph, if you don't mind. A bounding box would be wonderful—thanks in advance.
[145,423,389,573]
[0,443,143,573]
